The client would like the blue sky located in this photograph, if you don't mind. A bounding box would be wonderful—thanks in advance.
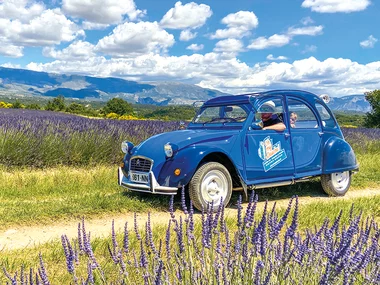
[0,0,379,96]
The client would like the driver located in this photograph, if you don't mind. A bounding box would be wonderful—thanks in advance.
[260,101,286,131]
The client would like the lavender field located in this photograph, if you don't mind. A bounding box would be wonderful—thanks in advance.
[0,109,180,167]
[0,108,379,168]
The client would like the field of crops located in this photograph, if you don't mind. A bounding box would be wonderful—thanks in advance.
[1,108,379,168]
[0,109,180,167]
[0,108,379,284]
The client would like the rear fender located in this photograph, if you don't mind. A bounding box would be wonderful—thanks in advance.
[322,137,358,174]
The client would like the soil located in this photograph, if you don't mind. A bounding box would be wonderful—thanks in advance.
[1,188,379,251]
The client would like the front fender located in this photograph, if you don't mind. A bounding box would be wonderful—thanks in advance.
[322,137,359,174]
[156,146,235,188]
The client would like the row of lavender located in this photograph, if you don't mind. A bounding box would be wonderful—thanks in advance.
[0,109,180,167]
[0,108,379,167]
[3,190,380,284]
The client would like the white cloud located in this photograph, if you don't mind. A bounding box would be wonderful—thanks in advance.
[0,9,84,46]
[0,39,24,58]
[186,44,204,51]
[82,22,109,30]
[25,53,380,96]
[287,25,323,36]
[302,45,317,53]
[301,17,314,25]
[302,0,371,13]
[0,0,45,23]
[95,21,175,57]
[247,34,291,50]
[214,39,244,53]
[62,0,146,26]
[360,35,378,48]
[43,41,96,60]
[180,30,197,41]
[0,62,22,69]
[160,1,212,29]
[246,24,323,50]
[267,54,288,61]
[210,11,258,39]
[199,57,380,95]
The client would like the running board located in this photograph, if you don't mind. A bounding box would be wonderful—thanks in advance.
[233,176,313,192]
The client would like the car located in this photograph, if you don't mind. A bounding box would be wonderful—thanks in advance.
[118,90,359,211]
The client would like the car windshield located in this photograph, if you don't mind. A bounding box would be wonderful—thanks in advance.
[192,104,249,124]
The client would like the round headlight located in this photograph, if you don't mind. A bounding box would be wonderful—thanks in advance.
[121,141,134,154]
[164,144,173,157]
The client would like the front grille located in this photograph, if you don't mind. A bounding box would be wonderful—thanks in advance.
[130,157,152,172]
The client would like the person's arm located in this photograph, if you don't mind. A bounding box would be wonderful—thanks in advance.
[263,122,286,131]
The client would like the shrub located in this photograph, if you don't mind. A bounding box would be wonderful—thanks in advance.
[106,112,120,119]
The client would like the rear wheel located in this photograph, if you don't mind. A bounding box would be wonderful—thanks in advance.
[321,171,351,196]
[189,162,232,212]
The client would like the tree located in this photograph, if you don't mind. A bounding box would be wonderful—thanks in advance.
[103,98,133,116]
[364,90,380,128]
[45,95,66,111]
[12,99,24,109]
[66,102,86,114]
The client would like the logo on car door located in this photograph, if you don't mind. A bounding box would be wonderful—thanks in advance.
[258,136,287,172]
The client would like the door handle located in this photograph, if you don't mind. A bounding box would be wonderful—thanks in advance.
[318,131,323,137]
[284,133,290,138]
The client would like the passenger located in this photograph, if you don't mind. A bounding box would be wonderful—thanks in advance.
[260,101,286,131]
[290,111,298,128]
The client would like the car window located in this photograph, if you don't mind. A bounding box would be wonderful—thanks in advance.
[315,103,336,128]
[288,99,318,129]
[193,105,248,124]
[253,98,285,124]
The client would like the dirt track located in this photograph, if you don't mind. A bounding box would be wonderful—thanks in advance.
[1,188,379,251]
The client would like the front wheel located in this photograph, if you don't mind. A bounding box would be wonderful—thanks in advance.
[321,171,351,196]
[189,162,232,212]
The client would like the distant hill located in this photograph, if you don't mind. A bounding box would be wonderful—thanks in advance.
[0,67,372,111]
[328,95,371,113]
[0,67,228,105]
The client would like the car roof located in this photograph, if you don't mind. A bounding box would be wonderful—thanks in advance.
[203,89,321,106]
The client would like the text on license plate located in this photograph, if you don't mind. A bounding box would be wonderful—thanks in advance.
[131,173,149,183]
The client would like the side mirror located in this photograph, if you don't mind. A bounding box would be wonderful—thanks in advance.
[179,121,186,130]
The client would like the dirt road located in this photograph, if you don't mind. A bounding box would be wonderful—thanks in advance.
[1,188,379,251]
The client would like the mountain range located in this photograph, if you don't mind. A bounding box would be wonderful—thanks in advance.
[0,67,371,112]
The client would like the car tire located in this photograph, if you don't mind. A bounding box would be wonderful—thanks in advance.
[189,162,232,212]
[321,171,351,196]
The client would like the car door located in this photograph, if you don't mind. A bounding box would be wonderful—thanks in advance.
[287,98,323,177]
[243,97,294,183]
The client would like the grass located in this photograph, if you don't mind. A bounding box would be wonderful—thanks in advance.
[0,143,378,230]
[0,165,170,229]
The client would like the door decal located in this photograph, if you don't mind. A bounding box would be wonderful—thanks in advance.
[258,136,287,172]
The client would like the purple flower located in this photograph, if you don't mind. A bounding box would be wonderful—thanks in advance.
[61,235,75,274]
[134,213,142,241]
[180,186,188,215]
[285,196,298,240]
[38,253,50,285]
[140,240,148,269]
[154,260,164,285]
[270,196,294,240]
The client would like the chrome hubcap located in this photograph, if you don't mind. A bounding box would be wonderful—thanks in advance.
[200,170,228,206]
[331,171,350,192]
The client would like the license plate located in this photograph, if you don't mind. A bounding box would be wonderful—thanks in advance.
[130,172,149,183]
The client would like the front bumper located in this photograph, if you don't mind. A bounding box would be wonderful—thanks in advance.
[118,167,179,195]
